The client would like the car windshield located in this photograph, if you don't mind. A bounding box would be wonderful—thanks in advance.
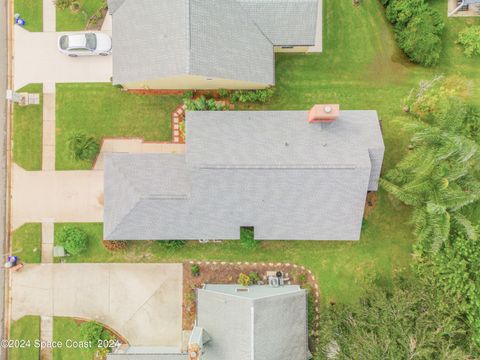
[59,35,69,50]
[85,33,97,50]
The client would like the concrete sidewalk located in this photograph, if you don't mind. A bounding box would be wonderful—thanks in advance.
[11,164,104,229]
[13,27,112,90]
[11,264,183,347]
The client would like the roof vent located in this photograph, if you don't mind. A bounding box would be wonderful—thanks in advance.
[308,104,340,123]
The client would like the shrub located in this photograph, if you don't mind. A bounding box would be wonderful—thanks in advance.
[80,321,104,344]
[57,226,88,255]
[240,227,258,249]
[230,89,274,104]
[184,96,225,111]
[248,271,260,285]
[102,240,128,251]
[55,0,73,10]
[457,26,480,57]
[183,90,194,100]
[191,264,200,277]
[67,132,100,162]
[218,88,229,99]
[395,10,444,66]
[238,273,250,287]
[158,240,186,249]
[383,0,444,66]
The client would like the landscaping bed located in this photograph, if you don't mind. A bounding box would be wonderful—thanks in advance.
[13,84,43,170]
[182,261,321,346]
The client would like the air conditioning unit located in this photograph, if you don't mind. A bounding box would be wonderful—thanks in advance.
[268,276,280,287]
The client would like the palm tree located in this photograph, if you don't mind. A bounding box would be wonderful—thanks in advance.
[381,111,480,252]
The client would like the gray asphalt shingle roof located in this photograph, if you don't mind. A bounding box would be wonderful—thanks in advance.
[197,285,308,360]
[236,0,319,45]
[108,0,319,85]
[104,110,384,241]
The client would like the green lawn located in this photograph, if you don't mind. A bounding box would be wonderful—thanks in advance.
[56,0,106,31]
[12,223,41,263]
[9,316,40,360]
[56,83,182,170]
[53,317,98,360]
[14,0,42,32]
[49,0,480,305]
[13,84,43,170]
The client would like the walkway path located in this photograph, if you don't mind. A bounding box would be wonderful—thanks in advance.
[41,222,54,263]
[42,83,55,171]
[94,139,186,170]
[40,316,53,360]
[42,0,56,32]
[12,264,183,347]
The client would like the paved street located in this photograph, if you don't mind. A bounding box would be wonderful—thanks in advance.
[0,0,7,358]
[11,264,183,347]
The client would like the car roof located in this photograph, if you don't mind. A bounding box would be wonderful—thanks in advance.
[67,34,88,48]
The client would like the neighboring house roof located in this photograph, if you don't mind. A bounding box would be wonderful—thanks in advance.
[236,0,319,45]
[104,110,384,241]
[197,285,308,360]
[108,0,275,86]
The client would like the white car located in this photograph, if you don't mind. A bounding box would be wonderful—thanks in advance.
[58,33,112,57]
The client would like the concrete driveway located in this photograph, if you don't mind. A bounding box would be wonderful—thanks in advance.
[11,264,183,347]
[11,164,104,229]
[13,26,112,90]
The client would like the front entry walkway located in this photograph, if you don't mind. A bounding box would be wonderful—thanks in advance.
[11,164,104,230]
[13,27,112,90]
[11,264,183,347]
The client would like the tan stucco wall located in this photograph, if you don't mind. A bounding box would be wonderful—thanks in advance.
[122,74,271,90]
[274,46,310,53]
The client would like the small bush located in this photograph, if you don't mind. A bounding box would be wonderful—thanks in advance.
[218,89,229,99]
[240,227,258,249]
[191,264,200,277]
[238,273,250,287]
[158,240,186,249]
[248,271,260,285]
[457,26,480,57]
[55,0,73,10]
[67,132,100,162]
[102,240,128,251]
[57,226,88,255]
[183,90,194,101]
[80,321,104,344]
[230,89,274,104]
[184,96,225,111]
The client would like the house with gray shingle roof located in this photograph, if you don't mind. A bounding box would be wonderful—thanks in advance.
[107,284,310,360]
[107,0,322,90]
[103,105,384,241]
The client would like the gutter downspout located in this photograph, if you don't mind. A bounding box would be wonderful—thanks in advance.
[448,1,465,16]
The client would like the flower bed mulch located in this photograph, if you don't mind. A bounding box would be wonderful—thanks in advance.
[182,260,321,347]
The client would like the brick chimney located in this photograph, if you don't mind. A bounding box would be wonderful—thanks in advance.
[308,104,340,123]
[188,343,201,360]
